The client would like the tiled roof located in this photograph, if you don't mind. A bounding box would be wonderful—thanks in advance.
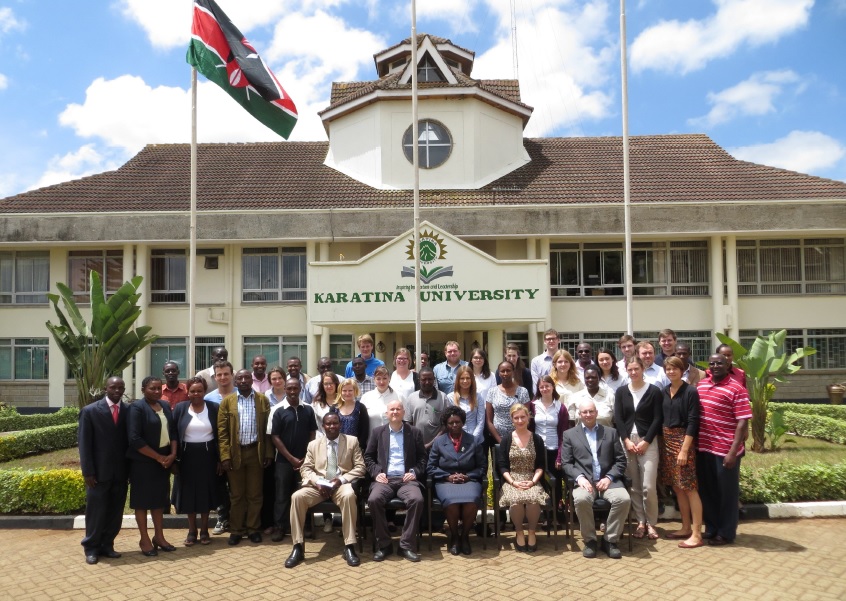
[375,34,475,61]
[2,134,845,214]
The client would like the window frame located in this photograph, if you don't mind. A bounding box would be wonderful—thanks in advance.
[67,249,123,303]
[150,249,187,304]
[737,238,846,296]
[402,119,453,169]
[243,335,308,373]
[0,338,50,380]
[0,251,50,305]
[241,247,307,303]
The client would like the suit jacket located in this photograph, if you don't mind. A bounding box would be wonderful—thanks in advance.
[218,391,273,469]
[173,400,220,462]
[300,434,366,488]
[426,432,486,483]
[613,383,664,444]
[364,423,426,486]
[559,424,627,488]
[78,397,129,482]
[127,400,177,464]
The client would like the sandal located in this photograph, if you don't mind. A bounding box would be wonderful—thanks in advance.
[199,531,211,545]
[184,531,197,547]
[646,524,660,540]
[633,523,646,539]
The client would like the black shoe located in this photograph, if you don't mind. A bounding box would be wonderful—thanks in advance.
[373,544,394,562]
[270,528,285,542]
[601,536,622,559]
[460,535,472,556]
[343,545,360,567]
[582,539,598,558]
[249,532,262,543]
[448,541,460,556]
[85,552,99,565]
[398,547,421,562]
[152,537,176,552]
[139,542,158,557]
[285,544,305,568]
[228,534,242,546]
[99,548,121,559]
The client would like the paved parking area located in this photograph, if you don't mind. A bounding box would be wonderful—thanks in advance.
[2,518,845,601]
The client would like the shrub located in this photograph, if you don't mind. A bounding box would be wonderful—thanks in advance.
[782,412,846,445]
[0,468,86,513]
[740,462,846,504]
[0,423,79,462]
[770,403,846,421]
[0,407,79,433]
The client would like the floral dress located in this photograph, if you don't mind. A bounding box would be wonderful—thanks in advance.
[499,436,549,507]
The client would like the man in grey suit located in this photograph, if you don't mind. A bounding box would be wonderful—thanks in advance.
[364,400,426,562]
[560,398,630,559]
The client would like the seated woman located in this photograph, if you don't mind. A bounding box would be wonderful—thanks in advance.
[427,405,487,556]
[496,403,549,553]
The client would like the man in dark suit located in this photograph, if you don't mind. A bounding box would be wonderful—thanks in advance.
[364,399,426,562]
[560,398,630,559]
[78,376,130,564]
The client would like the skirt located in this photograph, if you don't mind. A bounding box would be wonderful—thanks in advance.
[172,441,219,514]
[660,427,698,491]
[435,481,482,508]
[129,445,172,510]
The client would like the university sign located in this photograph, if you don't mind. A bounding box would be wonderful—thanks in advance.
[309,223,548,325]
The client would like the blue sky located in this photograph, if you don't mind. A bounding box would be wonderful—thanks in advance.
[0,0,844,197]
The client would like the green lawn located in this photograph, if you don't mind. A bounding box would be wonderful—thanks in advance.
[742,433,846,470]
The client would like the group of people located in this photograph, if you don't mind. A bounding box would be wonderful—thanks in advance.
[78,329,751,566]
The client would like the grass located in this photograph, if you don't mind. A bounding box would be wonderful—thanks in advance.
[742,433,846,470]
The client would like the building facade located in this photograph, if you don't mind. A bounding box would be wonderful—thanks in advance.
[1,35,845,407]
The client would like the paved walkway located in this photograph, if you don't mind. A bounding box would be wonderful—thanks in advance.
[3,518,845,600]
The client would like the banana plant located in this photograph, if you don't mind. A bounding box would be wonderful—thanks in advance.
[46,272,158,408]
[716,330,816,453]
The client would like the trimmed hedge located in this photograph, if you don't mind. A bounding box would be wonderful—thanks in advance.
[0,407,79,433]
[0,423,79,462]
[740,461,846,504]
[0,469,86,513]
[770,403,846,421]
[782,412,846,445]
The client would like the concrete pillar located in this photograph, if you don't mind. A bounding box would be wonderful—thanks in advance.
[320,327,330,359]
[725,235,740,341]
[374,332,388,365]
[132,244,148,395]
[709,235,724,348]
[488,329,504,365]
[48,248,67,407]
[539,237,552,330]
[319,242,329,262]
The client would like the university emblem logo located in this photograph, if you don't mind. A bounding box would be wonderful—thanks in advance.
[401,229,454,284]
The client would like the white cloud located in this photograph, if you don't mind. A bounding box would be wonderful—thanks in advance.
[474,0,615,136]
[689,69,803,126]
[29,144,124,191]
[630,0,814,74]
[0,73,7,90]
[730,130,846,174]
[0,7,25,34]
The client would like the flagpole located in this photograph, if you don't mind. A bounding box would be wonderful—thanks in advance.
[620,0,633,336]
[189,67,198,373]
[411,0,422,366]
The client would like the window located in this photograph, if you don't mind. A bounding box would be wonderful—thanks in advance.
[0,338,49,380]
[402,120,452,169]
[330,334,354,374]
[149,336,227,375]
[557,330,713,363]
[416,55,444,82]
[740,329,846,370]
[150,250,186,303]
[0,251,50,304]
[68,250,123,302]
[737,238,846,295]
[242,247,307,302]
[243,336,308,373]
[551,242,708,298]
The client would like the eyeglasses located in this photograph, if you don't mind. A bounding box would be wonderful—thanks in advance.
[395,357,408,362]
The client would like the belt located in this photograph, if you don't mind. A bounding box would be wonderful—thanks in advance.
[240,442,258,449]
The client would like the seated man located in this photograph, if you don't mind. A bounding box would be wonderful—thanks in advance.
[285,412,366,568]
[364,400,426,562]
[559,399,630,559]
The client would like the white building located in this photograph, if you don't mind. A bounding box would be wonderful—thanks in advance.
[1,34,845,407]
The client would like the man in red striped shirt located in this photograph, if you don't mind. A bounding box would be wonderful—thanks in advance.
[696,354,751,545]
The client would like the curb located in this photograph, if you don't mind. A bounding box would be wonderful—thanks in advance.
[2,502,845,529]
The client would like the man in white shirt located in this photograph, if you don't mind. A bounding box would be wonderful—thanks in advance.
[620,341,670,388]
[616,335,636,373]
[305,356,332,402]
[531,328,559,392]
[575,342,594,381]
[196,346,228,392]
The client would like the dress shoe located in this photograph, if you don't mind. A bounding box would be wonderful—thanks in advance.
[228,534,242,546]
[582,539,597,558]
[448,541,461,556]
[460,535,472,556]
[285,543,305,568]
[85,552,99,565]
[152,537,176,552]
[99,548,121,559]
[702,530,717,540]
[342,545,360,567]
[270,527,285,542]
[398,547,421,562]
[708,535,732,546]
[139,543,158,557]
[601,536,622,559]
[373,544,394,562]
[249,532,263,543]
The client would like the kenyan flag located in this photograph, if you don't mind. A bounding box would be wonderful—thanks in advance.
[187,0,297,139]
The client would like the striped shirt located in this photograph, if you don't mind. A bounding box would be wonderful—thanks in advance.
[696,375,752,457]
[237,392,258,445]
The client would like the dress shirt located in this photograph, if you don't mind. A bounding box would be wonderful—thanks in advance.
[360,388,401,434]
[458,396,486,442]
[532,399,563,451]
[570,387,614,427]
[237,391,258,445]
[530,352,554,391]
[582,424,602,483]
[161,383,189,410]
[354,376,375,400]
[204,389,229,404]
[620,363,670,388]
[389,371,416,401]
[387,426,405,476]
[251,373,271,394]
[404,388,449,444]
[433,360,468,394]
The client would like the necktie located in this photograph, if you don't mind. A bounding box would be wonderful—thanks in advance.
[111,404,119,424]
[326,441,337,479]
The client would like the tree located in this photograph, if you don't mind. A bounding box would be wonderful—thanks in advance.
[46,272,158,408]
[716,330,815,453]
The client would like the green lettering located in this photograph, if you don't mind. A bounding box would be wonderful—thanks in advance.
[527,289,539,299]
[481,290,494,300]
[511,290,523,300]
[431,291,443,301]
[454,290,466,301]
[492,290,504,300]
[351,292,361,303]
[396,291,405,302]
[420,291,431,302]
[469,290,480,301]
[337,293,348,303]
[314,293,324,303]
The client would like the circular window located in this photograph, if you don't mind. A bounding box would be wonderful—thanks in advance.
[402,120,452,169]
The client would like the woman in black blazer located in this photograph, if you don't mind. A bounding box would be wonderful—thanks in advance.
[128,376,177,556]
[427,405,487,556]
[613,357,663,540]
[172,376,221,546]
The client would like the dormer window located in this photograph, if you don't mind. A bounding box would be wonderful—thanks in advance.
[402,120,452,169]
[389,58,407,73]
[417,55,444,82]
